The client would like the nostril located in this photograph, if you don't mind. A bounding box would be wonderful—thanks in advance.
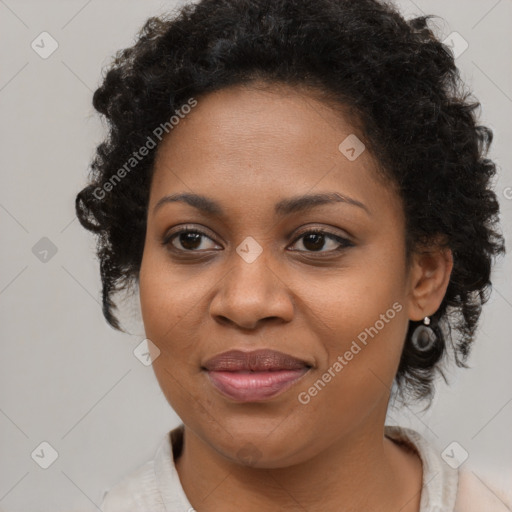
[216,315,235,327]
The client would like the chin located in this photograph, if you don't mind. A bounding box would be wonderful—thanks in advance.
[193,416,317,468]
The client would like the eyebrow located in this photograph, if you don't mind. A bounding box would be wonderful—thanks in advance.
[153,191,370,217]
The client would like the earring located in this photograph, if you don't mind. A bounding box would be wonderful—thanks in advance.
[411,316,437,351]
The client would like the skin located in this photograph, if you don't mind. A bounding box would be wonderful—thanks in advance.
[138,82,453,512]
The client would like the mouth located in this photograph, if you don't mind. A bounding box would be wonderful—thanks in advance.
[202,349,312,402]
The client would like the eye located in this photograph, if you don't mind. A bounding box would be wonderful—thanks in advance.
[162,227,221,252]
[162,226,354,255]
[288,228,354,254]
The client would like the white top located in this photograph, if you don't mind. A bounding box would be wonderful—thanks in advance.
[101,424,511,511]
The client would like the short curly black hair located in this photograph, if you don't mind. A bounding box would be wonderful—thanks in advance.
[76,0,505,402]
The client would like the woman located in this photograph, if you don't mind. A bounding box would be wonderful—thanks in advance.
[76,0,508,510]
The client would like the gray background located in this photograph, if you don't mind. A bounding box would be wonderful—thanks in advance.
[1,0,511,510]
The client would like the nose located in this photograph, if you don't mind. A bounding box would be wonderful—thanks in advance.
[209,250,295,330]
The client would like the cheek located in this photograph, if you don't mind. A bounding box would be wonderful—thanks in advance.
[139,249,200,345]
[295,251,408,407]
[138,248,211,393]
[294,301,408,448]
[138,253,201,415]
[299,259,406,349]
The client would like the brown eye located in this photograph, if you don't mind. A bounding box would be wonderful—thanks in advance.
[163,228,221,252]
[289,229,353,253]
[175,231,203,250]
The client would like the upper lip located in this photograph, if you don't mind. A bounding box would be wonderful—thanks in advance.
[202,349,312,372]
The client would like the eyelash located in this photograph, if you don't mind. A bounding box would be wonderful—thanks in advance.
[161,226,354,256]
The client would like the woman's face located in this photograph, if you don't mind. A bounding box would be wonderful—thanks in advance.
[139,83,437,467]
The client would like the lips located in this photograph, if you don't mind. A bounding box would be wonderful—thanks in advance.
[203,349,310,372]
[202,349,312,402]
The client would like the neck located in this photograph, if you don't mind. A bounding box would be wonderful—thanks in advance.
[174,417,423,512]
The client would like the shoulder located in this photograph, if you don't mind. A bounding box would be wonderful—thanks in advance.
[385,425,512,512]
[454,468,512,512]
[100,458,164,512]
[385,425,458,510]
[100,425,191,512]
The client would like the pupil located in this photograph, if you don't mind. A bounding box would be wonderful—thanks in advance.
[303,233,325,251]
[181,232,201,250]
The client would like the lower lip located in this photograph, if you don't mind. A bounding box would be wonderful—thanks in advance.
[206,368,309,402]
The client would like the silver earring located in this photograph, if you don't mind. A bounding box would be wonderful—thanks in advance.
[411,316,437,351]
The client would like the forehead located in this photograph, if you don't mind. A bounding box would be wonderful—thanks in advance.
[150,83,399,220]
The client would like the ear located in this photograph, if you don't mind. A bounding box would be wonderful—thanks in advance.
[406,243,454,321]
